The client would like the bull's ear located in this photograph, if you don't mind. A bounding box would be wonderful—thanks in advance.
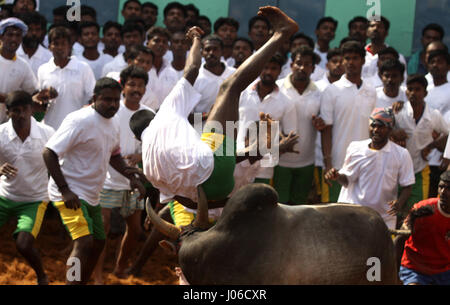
[159,240,177,256]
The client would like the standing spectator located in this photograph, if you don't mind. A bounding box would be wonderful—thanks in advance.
[197,15,211,37]
[184,3,199,25]
[16,11,51,78]
[375,59,407,108]
[101,21,124,59]
[398,170,450,285]
[214,17,239,67]
[366,47,406,89]
[320,41,376,203]
[348,16,368,47]
[121,0,142,22]
[38,26,95,129]
[231,37,253,69]
[248,15,270,51]
[168,30,189,79]
[325,107,415,229]
[0,91,54,285]
[407,23,444,75]
[76,22,113,80]
[424,41,449,86]
[273,46,323,204]
[141,2,158,31]
[0,17,37,123]
[42,77,146,285]
[11,0,35,15]
[314,17,338,69]
[163,2,186,34]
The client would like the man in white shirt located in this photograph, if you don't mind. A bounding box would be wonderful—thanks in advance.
[146,26,179,111]
[168,31,189,79]
[393,74,448,220]
[16,11,51,78]
[76,21,113,80]
[424,41,449,85]
[193,34,236,116]
[0,91,54,285]
[273,46,323,204]
[376,59,407,108]
[314,17,338,70]
[321,41,377,203]
[133,7,299,229]
[0,17,38,123]
[325,107,415,229]
[93,66,154,284]
[37,26,96,130]
[366,47,407,89]
[214,17,239,67]
[238,53,297,186]
[42,77,146,285]
[424,49,450,197]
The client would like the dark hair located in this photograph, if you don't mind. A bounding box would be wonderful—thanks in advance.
[233,37,254,51]
[123,0,142,10]
[291,45,320,64]
[341,41,366,58]
[142,2,158,11]
[5,90,32,109]
[202,34,223,49]
[126,45,154,62]
[379,59,405,75]
[13,0,36,10]
[348,16,368,30]
[121,21,144,38]
[248,15,270,32]
[129,109,155,141]
[378,47,399,60]
[198,15,211,26]
[17,11,46,30]
[184,3,199,17]
[370,16,390,31]
[94,77,122,96]
[339,36,362,47]
[268,52,286,68]
[103,21,122,36]
[316,16,338,30]
[327,47,342,61]
[214,17,239,33]
[78,21,100,36]
[48,25,71,44]
[120,65,149,86]
[163,2,187,18]
[290,32,314,49]
[81,5,97,20]
[146,26,171,41]
[406,74,428,89]
[52,5,69,17]
[427,49,450,64]
[422,23,444,40]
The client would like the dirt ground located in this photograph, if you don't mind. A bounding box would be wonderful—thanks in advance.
[0,210,179,285]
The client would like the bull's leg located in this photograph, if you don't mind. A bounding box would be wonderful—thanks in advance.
[204,6,299,133]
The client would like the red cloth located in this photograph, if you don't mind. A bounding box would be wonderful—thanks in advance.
[401,198,450,275]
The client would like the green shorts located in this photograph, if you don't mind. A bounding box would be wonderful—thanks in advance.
[401,165,430,217]
[273,164,315,204]
[53,200,105,241]
[200,132,236,201]
[321,171,341,203]
[0,196,48,238]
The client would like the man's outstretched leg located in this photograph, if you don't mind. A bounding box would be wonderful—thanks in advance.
[206,6,299,131]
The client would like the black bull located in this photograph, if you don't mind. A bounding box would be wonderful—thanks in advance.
[148,183,403,284]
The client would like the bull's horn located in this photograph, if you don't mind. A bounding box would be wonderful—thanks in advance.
[146,198,181,241]
[193,186,209,230]
[388,229,411,236]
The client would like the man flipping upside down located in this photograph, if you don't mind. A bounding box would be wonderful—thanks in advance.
[131,7,299,227]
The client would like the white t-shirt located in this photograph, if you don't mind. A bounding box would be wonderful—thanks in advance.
[193,63,236,113]
[0,118,54,202]
[142,78,213,203]
[394,102,448,173]
[38,56,96,129]
[0,54,38,122]
[17,44,52,79]
[320,75,377,169]
[279,57,326,81]
[103,102,153,190]
[238,82,296,178]
[314,75,332,167]
[147,58,180,111]
[362,47,407,80]
[425,71,450,88]
[338,139,415,229]
[277,76,321,168]
[46,106,120,206]
[102,53,127,77]
[76,53,114,80]
[314,45,328,70]
[375,86,407,108]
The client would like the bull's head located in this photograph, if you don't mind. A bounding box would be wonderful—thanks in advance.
[145,186,211,253]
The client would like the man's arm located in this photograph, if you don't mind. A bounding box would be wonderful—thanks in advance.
[324,167,349,187]
[42,147,81,210]
[321,125,333,173]
[183,27,204,86]
[388,185,413,216]
[109,154,146,199]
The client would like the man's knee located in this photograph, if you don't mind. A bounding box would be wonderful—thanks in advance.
[15,232,35,254]
[74,235,94,252]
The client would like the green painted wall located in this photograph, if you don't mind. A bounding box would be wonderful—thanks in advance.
[325,0,416,56]
[118,0,230,29]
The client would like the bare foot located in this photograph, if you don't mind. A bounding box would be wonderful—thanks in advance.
[257,6,299,36]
